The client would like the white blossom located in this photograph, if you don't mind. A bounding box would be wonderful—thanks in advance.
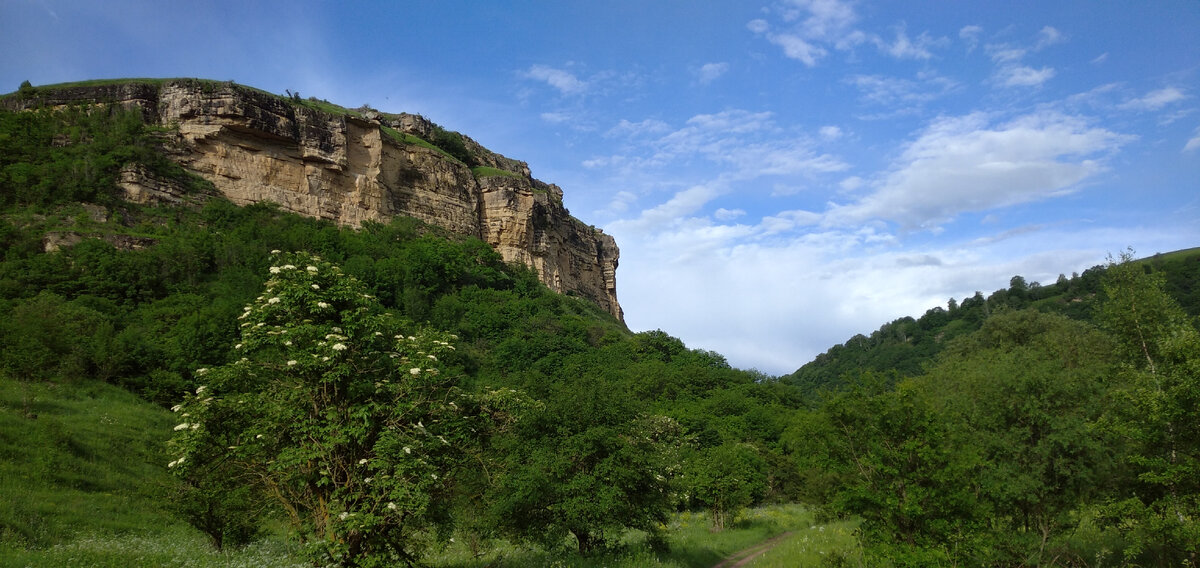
[409,368,421,376]
[282,264,296,270]
[235,343,243,349]
[284,340,293,346]
[174,423,190,431]
[195,385,207,393]
[311,284,320,290]
[171,404,182,412]
[317,302,330,309]
[270,249,281,254]
[256,434,264,439]
[168,457,184,468]
[387,502,397,510]
[268,297,281,304]
[427,354,437,361]
[269,266,281,274]
[333,343,347,351]
[306,266,318,273]
[339,512,349,520]
[358,458,368,465]
[191,423,200,430]
[403,446,411,454]
[287,360,298,366]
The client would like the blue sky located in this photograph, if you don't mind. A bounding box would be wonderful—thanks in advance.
[3,1,1198,374]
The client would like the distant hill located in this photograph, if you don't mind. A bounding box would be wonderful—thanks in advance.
[782,247,1200,399]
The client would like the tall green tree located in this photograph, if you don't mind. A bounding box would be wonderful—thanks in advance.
[1098,252,1200,566]
[168,252,477,567]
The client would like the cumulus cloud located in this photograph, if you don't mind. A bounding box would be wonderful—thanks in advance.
[819,125,843,139]
[873,24,945,60]
[825,111,1131,229]
[523,64,587,95]
[697,62,730,84]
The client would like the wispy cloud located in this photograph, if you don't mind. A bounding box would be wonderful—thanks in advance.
[984,27,1064,88]
[697,62,729,84]
[1118,87,1187,111]
[825,111,1131,229]
[523,64,587,95]
[749,0,944,66]
[1185,127,1200,152]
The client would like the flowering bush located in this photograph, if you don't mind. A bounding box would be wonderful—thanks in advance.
[168,252,476,566]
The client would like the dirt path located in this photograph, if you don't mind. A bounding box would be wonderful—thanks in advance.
[710,531,795,568]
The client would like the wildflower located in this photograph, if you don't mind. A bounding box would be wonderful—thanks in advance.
[317,302,330,309]
[306,265,318,273]
[403,446,411,454]
[339,512,349,521]
[387,502,397,510]
[374,331,382,336]
[284,340,293,346]
[409,368,421,375]
[268,297,281,304]
[427,354,437,361]
[235,343,243,349]
[196,370,208,377]
[282,264,296,270]
[331,327,342,333]
[174,423,190,431]
[168,457,184,468]
[311,284,320,290]
[196,384,207,393]
[256,434,264,439]
[364,477,373,483]
[322,356,330,362]
[269,266,281,274]
[171,404,182,412]
[431,473,438,480]
[270,249,281,254]
[287,360,298,366]
[332,343,347,351]
[191,423,200,430]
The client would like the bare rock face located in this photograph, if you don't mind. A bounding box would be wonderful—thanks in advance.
[10,80,622,320]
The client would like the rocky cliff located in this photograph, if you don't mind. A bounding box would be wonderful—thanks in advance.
[7,79,622,320]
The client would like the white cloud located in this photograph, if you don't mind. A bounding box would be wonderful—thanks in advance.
[697,62,729,84]
[1118,87,1187,111]
[996,65,1056,88]
[818,125,843,139]
[606,118,672,138]
[523,64,587,95]
[873,25,945,60]
[846,73,958,107]
[1090,52,1109,64]
[959,25,982,51]
[765,32,827,66]
[825,111,1131,229]
[540,111,571,123]
[1035,26,1065,49]
[714,208,746,221]
[1185,128,1200,152]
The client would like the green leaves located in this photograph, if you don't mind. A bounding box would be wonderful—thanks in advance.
[167,252,476,566]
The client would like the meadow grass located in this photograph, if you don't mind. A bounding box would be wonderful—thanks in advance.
[743,518,862,567]
[428,504,842,568]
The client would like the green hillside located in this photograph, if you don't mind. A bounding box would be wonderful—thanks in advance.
[2,85,1198,567]
[783,247,1200,399]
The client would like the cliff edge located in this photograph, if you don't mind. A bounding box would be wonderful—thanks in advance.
[5,79,622,320]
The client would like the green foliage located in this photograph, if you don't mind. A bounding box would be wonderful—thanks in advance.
[470,166,521,179]
[1096,251,1200,565]
[167,252,482,566]
[0,106,206,209]
[489,376,682,554]
[430,127,476,167]
[683,442,767,531]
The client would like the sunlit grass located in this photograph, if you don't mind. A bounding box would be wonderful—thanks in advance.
[744,519,862,567]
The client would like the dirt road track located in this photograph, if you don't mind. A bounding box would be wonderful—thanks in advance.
[710,531,794,568]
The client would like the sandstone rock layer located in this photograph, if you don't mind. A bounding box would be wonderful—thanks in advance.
[10,80,622,320]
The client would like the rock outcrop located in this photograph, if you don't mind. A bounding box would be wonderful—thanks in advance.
[7,79,622,320]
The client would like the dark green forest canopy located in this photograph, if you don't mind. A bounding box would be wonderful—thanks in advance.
[784,248,1200,399]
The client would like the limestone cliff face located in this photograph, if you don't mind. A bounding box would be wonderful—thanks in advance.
[9,80,622,320]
